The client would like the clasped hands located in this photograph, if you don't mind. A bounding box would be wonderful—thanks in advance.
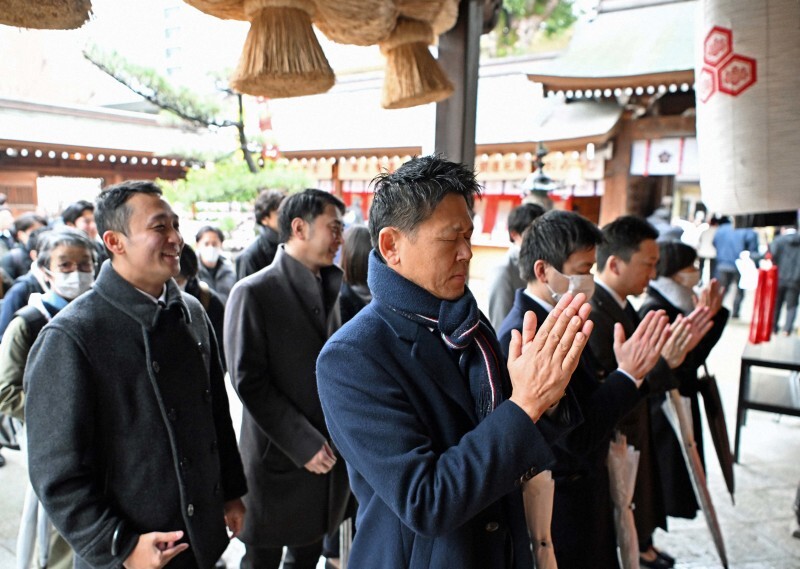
[507,292,593,422]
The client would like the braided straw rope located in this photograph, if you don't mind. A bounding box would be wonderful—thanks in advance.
[0,0,92,30]
[314,0,398,47]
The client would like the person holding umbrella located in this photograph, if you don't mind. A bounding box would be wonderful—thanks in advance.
[640,242,728,519]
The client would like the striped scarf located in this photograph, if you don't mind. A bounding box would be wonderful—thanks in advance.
[368,251,503,420]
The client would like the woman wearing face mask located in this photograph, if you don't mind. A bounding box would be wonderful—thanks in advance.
[0,227,97,569]
[195,226,236,304]
[639,241,729,526]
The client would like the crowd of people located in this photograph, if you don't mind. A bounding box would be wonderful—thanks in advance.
[0,155,796,569]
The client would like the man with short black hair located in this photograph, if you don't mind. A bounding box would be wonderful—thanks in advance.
[318,156,592,568]
[497,210,672,569]
[235,189,286,279]
[487,202,546,330]
[226,189,350,569]
[25,180,247,569]
[591,215,713,569]
[62,199,109,274]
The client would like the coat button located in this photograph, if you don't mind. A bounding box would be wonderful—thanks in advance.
[210,440,218,453]
[196,342,203,354]
[167,408,177,421]
[485,522,500,532]
[204,389,212,402]
[152,361,160,373]
[313,307,320,315]
[187,504,194,517]
[180,457,190,469]
[214,483,221,495]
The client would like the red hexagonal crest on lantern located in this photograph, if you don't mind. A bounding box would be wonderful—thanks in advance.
[718,54,757,96]
[698,66,717,104]
[704,26,733,67]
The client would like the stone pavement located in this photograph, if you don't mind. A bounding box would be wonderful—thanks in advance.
[0,295,799,568]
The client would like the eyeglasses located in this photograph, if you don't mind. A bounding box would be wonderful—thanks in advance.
[56,261,95,273]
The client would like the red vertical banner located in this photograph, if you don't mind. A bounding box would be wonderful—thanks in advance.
[748,263,778,344]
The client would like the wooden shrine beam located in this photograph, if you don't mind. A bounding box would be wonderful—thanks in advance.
[434,0,484,166]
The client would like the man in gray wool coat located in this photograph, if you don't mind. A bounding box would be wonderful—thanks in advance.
[25,180,247,569]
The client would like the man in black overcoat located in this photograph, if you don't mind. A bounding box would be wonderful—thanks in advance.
[225,189,350,569]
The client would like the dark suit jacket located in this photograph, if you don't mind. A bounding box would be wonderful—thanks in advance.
[588,282,670,540]
[318,295,580,569]
[225,245,350,546]
[497,289,643,569]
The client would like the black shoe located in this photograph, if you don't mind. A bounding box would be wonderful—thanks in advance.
[639,554,672,569]
[655,549,676,567]
[0,452,5,467]
[793,529,800,540]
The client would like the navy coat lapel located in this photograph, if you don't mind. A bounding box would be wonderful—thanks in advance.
[374,302,478,424]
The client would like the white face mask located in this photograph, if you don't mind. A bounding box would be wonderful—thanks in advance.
[546,267,596,302]
[199,246,221,266]
[675,268,701,289]
[48,270,94,300]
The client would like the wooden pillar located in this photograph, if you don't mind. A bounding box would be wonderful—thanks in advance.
[434,0,483,167]
[599,112,634,226]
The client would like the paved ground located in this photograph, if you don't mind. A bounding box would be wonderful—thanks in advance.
[0,291,798,569]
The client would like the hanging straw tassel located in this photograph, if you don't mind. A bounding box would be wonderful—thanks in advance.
[231,0,334,98]
[0,0,92,30]
[379,17,454,109]
[183,0,246,21]
[313,0,398,46]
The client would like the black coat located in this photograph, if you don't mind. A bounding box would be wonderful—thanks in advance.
[338,282,369,324]
[588,283,672,541]
[639,286,729,519]
[225,245,350,546]
[497,290,643,569]
[25,262,247,569]
[235,226,280,280]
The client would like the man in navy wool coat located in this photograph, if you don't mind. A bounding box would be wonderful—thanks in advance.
[317,155,594,569]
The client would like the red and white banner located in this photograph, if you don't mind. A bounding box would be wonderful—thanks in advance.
[630,137,698,178]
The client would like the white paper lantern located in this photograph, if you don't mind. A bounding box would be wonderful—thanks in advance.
[695,0,800,215]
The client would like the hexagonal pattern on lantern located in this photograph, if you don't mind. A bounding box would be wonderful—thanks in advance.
[704,26,733,66]
[698,66,717,103]
[717,54,757,96]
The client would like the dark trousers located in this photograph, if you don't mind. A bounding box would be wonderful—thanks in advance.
[240,541,322,569]
[774,284,800,333]
[717,268,745,317]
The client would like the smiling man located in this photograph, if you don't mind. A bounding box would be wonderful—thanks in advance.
[25,181,247,569]
[225,189,350,569]
[317,156,597,569]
